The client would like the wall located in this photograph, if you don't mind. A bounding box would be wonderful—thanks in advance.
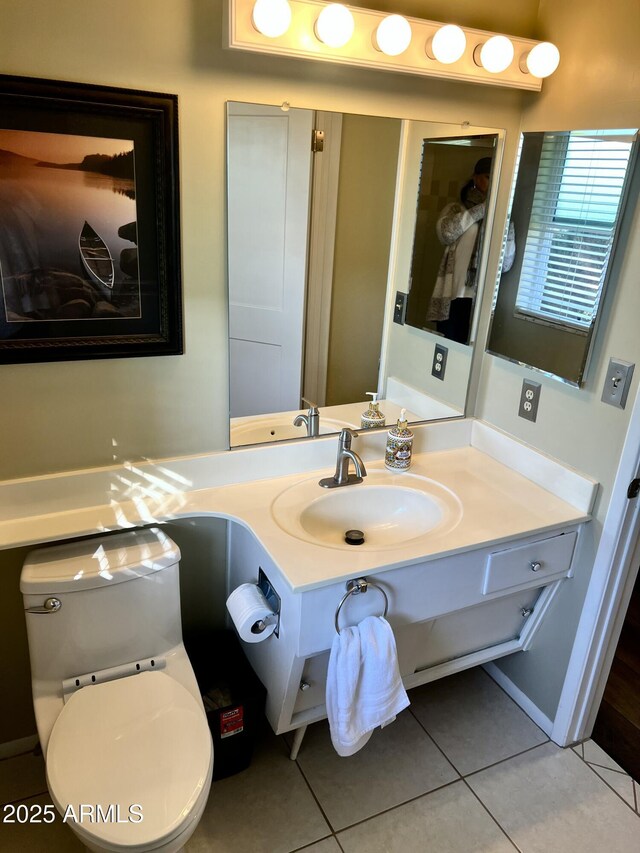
[0,0,529,746]
[326,114,400,405]
[475,0,640,719]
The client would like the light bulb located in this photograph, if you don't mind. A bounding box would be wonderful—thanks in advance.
[475,35,514,73]
[251,0,292,38]
[374,15,412,56]
[427,25,466,64]
[315,4,355,49]
[522,42,560,78]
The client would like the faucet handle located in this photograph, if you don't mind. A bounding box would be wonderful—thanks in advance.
[339,427,358,445]
[302,397,319,412]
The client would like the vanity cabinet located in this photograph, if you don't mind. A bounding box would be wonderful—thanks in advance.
[227,523,579,736]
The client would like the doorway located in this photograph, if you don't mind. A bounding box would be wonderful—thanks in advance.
[591,569,640,780]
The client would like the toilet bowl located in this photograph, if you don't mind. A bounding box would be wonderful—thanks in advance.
[21,528,214,852]
[46,672,213,853]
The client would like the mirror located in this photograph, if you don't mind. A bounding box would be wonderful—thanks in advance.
[487,129,639,385]
[227,102,504,446]
[405,135,498,344]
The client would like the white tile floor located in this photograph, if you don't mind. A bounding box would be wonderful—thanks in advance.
[1,667,638,852]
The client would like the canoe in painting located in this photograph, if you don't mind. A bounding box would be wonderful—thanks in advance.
[79,221,114,293]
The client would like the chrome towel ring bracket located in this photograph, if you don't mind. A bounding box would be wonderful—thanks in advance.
[334,577,389,634]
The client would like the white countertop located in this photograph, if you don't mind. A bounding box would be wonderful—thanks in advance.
[0,419,598,593]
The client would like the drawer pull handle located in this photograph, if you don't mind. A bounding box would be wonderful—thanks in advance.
[299,680,310,692]
[521,607,534,618]
[530,561,543,572]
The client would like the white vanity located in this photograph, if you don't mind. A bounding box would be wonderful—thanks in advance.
[0,418,596,747]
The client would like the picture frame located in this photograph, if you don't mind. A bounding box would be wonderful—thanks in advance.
[0,75,182,364]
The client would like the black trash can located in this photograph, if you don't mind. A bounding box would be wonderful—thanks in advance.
[186,629,267,780]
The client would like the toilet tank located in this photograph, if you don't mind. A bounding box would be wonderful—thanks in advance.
[21,527,183,688]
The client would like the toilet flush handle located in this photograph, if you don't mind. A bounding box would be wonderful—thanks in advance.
[26,597,61,614]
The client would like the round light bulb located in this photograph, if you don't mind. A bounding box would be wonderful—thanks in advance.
[428,25,466,64]
[251,0,292,38]
[374,15,412,56]
[315,4,355,49]
[524,42,560,78]
[476,35,514,73]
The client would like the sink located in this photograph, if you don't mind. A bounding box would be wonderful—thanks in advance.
[271,469,463,550]
[230,416,357,446]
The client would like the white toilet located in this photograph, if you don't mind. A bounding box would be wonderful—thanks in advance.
[20,527,213,853]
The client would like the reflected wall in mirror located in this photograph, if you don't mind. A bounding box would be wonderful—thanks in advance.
[405,135,498,345]
[487,129,639,385]
[226,102,504,447]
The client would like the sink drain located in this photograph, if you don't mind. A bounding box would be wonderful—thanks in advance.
[344,529,365,546]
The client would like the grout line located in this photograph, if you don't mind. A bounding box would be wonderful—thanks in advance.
[0,749,39,763]
[1,789,50,808]
[481,666,550,741]
[463,741,552,780]
[288,834,336,853]
[574,755,640,815]
[291,749,334,835]
[461,776,522,851]
[409,700,552,781]
[316,777,463,834]
[407,706,464,777]
[633,780,638,813]
[582,756,629,776]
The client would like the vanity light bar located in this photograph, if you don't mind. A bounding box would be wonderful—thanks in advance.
[225,0,558,91]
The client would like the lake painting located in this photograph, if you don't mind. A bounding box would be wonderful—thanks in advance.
[0,129,141,323]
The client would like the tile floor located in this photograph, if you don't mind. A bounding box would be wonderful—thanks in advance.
[1,667,638,852]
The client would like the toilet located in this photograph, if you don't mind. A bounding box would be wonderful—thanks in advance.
[20,527,213,853]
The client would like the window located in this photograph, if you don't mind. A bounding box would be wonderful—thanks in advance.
[514,129,636,332]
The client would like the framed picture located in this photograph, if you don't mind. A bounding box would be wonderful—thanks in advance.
[0,75,182,363]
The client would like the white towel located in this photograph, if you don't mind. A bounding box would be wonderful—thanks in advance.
[326,615,410,757]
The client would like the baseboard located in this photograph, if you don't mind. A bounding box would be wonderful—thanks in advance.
[483,662,554,737]
[0,734,39,760]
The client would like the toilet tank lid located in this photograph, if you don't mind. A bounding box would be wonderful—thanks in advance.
[20,528,180,593]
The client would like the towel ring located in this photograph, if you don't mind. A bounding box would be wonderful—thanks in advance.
[334,578,389,633]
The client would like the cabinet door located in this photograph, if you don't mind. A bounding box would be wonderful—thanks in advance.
[397,587,542,675]
[293,652,330,715]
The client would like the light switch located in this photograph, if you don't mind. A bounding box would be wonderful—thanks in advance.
[393,292,407,325]
[601,358,634,409]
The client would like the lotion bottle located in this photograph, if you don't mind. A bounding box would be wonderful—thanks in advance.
[361,392,386,429]
[385,408,413,471]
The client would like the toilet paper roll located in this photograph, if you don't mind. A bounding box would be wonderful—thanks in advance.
[226,583,277,643]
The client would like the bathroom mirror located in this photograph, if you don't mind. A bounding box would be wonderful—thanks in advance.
[405,135,498,345]
[487,128,639,385]
[227,102,504,446]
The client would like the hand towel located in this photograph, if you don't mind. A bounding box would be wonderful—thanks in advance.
[326,615,409,757]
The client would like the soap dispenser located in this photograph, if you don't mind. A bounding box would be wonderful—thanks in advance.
[361,392,386,430]
[385,408,413,471]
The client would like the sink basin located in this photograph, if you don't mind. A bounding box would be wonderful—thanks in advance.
[230,416,357,446]
[271,469,463,550]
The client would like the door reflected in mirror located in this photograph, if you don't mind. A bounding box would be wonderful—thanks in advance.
[405,135,500,345]
[226,102,505,447]
[487,129,638,385]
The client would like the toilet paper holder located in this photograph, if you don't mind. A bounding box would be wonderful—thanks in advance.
[257,568,281,638]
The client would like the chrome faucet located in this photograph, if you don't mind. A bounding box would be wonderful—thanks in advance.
[293,399,320,437]
[319,428,367,488]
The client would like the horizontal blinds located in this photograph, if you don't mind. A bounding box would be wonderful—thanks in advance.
[515,130,634,329]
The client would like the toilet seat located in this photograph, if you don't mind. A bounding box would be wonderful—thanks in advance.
[46,671,213,851]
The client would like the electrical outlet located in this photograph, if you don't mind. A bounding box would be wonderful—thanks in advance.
[393,292,407,325]
[431,344,448,380]
[518,379,541,422]
[601,358,634,409]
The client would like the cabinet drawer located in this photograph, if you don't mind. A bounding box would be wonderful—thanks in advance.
[482,531,577,595]
[293,652,330,714]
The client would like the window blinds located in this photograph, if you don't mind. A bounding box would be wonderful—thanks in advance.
[515,130,635,331]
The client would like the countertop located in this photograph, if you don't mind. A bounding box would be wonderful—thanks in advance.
[0,419,598,593]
